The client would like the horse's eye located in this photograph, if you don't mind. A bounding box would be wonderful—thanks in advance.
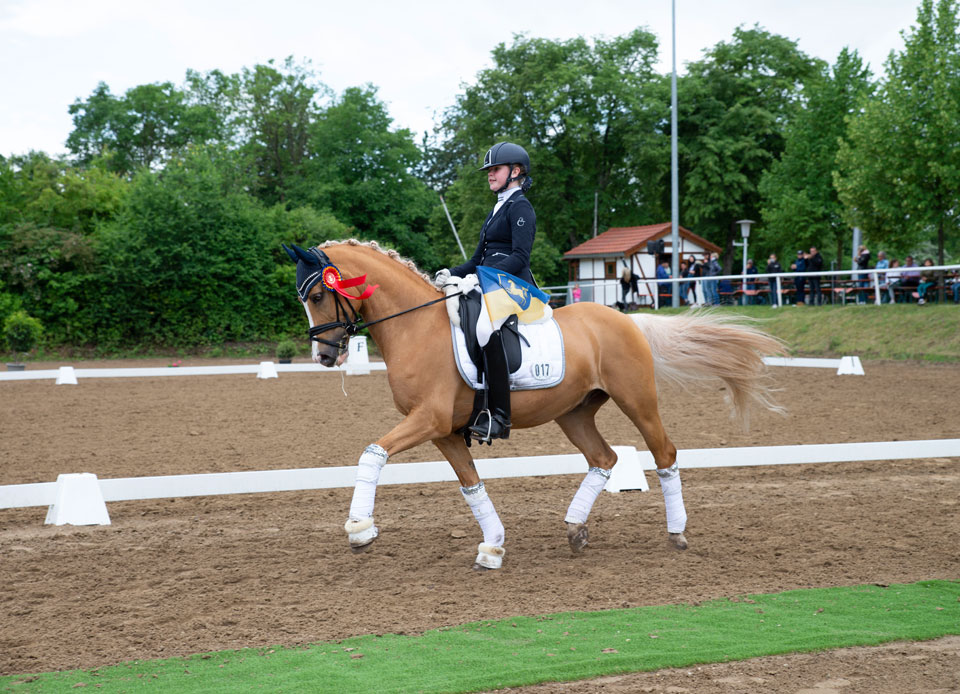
[311,293,323,305]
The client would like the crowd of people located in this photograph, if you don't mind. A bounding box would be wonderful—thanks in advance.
[615,244,958,308]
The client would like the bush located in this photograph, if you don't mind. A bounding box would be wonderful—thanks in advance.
[4,310,43,356]
[275,339,297,361]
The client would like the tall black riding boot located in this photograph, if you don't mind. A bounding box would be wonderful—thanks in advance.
[468,330,512,443]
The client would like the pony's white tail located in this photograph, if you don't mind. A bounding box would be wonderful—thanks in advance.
[631,310,785,425]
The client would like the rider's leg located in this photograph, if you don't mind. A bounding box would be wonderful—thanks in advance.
[469,330,511,442]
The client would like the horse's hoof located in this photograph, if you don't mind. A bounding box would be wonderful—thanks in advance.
[567,522,589,554]
[669,532,688,550]
[345,517,378,553]
[473,543,504,570]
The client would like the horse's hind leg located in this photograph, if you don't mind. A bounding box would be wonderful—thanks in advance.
[607,377,688,551]
[432,433,506,570]
[554,391,618,554]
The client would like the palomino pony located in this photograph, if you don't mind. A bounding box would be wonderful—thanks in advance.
[285,240,783,570]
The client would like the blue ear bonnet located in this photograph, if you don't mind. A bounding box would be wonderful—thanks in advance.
[283,244,332,301]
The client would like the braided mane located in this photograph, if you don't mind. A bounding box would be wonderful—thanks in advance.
[318,239,433,286]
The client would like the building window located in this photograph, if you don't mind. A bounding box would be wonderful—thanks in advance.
[604,261,616,279]
[568,260,579,281]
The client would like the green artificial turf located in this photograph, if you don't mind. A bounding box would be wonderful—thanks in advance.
[3,580,958,693]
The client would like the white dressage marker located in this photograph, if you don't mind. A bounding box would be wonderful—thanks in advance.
[256,361,279,379]
[43,473,111,526]
[55,366,78,385]
[763,355,864,375]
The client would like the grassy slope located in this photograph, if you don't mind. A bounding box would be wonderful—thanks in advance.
[657,304,960,362]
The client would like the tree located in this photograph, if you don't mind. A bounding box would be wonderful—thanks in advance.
[297,86,437,266]
[835,0,960,277]
[436,29,668,283]
[679,27,821,271]
[0,152,129,233]
[67,82,221,175]
[759,49,874,265]
[232,58,329,205]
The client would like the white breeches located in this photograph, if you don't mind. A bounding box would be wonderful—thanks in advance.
[657,462,687,533]
[564,467,611,525]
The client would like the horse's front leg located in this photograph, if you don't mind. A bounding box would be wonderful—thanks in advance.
[344,408,447,552]
[433,433,506,571]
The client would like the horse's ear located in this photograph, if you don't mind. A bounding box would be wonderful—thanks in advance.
[282,244,299,264]
[282,243,317,265]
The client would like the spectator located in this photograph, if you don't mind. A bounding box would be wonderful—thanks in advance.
[703,252,721,305]
[620,267,634,305]
[885,259,902,303]
[900,256,921,288]
[855,244,871,303]
[571,283,581,303]
[792,250,807,305]
[917,258,936,304]
[951,272,960,304]
[744,259,758,304]
[765,253,783,306]
[656,260,672,306]
[679,260,690,305]
[687,255,702,305]
[874,251,890,303]
[808,246,824,306]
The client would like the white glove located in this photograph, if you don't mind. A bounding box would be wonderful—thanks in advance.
[434,268,451,288]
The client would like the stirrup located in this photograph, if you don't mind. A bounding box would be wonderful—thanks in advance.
[468,409,511,443]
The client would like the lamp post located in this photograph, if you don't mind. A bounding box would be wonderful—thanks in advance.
[736,219,753,305]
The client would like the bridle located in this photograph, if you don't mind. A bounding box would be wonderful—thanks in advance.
[301,247,460,353]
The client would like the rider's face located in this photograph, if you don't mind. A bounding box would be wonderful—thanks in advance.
[487,164,516,192]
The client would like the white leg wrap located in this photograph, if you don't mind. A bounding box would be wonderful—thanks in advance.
[564,467,611,525]
[461,482,505,547]
[347,443,388,522]
[657,462,687,533]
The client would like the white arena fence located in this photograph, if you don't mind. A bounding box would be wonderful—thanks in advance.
[2,440,957,526]
[0,336,383,383]
[547,263,960,309]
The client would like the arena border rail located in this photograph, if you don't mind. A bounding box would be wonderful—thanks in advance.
[1,439,957,526]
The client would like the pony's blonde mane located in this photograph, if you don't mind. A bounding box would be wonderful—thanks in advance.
[318,238,433,286]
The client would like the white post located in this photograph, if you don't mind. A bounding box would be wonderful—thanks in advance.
[776,276,783,308]
[873,271,882,306]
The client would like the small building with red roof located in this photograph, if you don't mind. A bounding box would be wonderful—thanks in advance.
[563,222,721,306]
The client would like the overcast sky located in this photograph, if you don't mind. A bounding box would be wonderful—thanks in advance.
[0,0,921,158]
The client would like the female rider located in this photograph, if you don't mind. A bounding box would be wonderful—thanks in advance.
[434,142,536,443]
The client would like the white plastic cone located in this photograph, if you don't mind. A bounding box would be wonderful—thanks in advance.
[55,366,78,385]
[837,356,865,375]
[44,473,111,525]
[604,446,650,493]
[257,361,279,379]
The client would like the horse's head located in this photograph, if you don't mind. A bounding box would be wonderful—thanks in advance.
[283,243,377,367]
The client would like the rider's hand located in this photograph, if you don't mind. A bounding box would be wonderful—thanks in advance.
[434,268,452,288]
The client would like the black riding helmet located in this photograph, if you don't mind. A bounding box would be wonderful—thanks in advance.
[479,142,532,193]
